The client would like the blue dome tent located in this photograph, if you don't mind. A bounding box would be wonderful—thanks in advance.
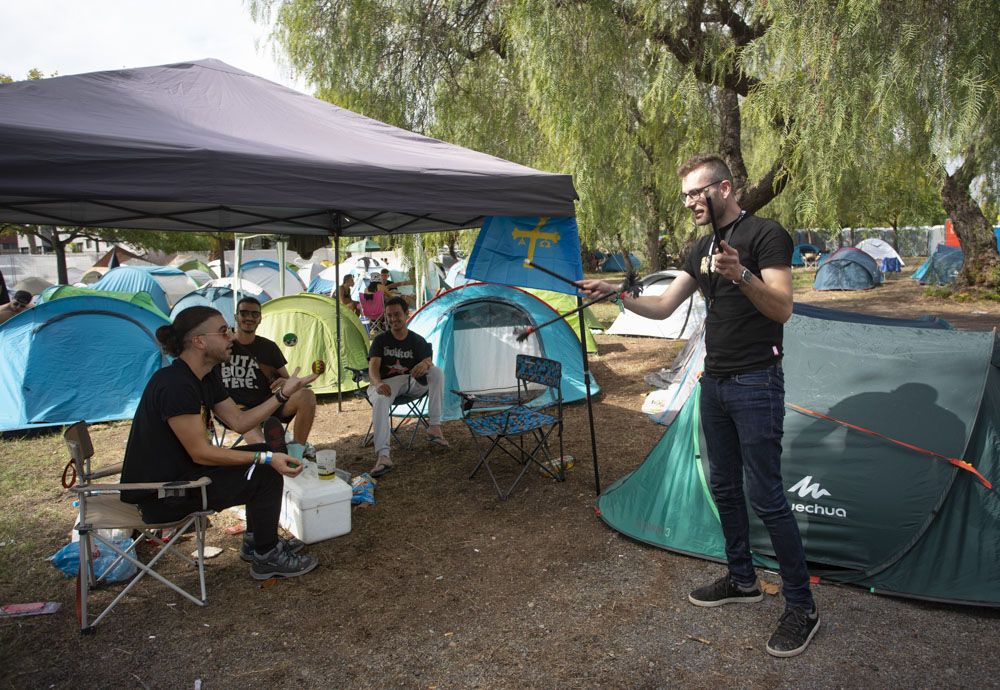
[170,286,271,326]
[406,283,599,422]
[792,243,822,267]
[91,266,171,314]
[599,252,642,272]
[913,245,963,286]
[240,259,305,298]
[813,247,883,290]
[0,295,169,432]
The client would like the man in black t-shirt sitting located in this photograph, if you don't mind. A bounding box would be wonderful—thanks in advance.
[120,306,319,580]
[220,297,317,456]
[367,296,449,477]
[579,154,819,658]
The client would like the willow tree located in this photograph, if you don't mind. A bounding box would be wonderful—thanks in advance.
[755,0,1000,287]
[253,0,983,275]
[252,0,792,269]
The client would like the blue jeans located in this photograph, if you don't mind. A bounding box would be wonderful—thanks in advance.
[699,365,814,611]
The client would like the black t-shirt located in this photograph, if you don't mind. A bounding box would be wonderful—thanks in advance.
[682,213,793,376]
[369,329,432,382]
[120,359,229,503]
[220,336,287,407]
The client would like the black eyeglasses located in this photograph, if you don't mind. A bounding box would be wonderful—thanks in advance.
[237,310,262,319]
[680,179,726,202]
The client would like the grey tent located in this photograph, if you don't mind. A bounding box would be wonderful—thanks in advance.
[0,59,577,236]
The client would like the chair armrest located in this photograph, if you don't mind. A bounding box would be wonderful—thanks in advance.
[345,366,370,384]
[88,463,124,480]
[72,477,212,492]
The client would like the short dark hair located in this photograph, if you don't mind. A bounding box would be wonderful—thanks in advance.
[12,290,32,305]
[384,296,409,313]
[236,296,261,311]
[677,154,733,184]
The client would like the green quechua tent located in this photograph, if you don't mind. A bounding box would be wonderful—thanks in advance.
[257,293,370,395]
[598,309,1000,606]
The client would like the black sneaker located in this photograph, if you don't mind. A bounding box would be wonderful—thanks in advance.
[688,574,763,607]
[262,416,287,453]
[250,541,318,580]
[766,606,821,658]
[240,533,306,563]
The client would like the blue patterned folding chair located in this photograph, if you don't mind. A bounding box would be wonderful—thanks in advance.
[453,354,565,500]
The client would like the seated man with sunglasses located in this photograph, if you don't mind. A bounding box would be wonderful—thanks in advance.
[220,297,318,456]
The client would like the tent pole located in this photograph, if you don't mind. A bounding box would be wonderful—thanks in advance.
[577,296,601,495]
[334,218,342,413]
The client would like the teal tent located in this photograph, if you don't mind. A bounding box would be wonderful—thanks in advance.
[913,245,963,286]
[598,308,1000,606]
[0,295,169,432]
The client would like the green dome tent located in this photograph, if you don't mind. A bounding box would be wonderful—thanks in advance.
[257,293,370,395]
[523,288,599,353]
[39,284,169,320]
[598,307,1000,606]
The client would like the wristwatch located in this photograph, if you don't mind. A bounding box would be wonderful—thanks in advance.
[733,267,752,286]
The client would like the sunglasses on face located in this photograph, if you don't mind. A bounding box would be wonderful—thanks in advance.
[238,310,262,319]
[195,326,236,338]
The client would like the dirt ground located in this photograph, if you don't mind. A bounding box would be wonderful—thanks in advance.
[1,273,998,689]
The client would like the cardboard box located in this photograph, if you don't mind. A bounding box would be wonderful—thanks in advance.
[279,471,352,544]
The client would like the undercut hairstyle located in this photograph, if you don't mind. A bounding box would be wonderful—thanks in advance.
[385,296,409,313]
[157,306,222,357]
[237,296,262,310]
[677,154,734,184]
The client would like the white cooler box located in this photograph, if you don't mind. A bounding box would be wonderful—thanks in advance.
[279,472,352,544]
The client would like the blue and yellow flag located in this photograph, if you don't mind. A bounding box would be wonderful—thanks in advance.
[465,216,583,295]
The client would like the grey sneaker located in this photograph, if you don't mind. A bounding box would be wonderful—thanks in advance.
[688,574,763,607]
[250,541,318,580]
[240,532,306,563]
[766,606,820,658]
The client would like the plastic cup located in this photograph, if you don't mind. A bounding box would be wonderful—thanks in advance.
[287,443,305,461]
[316,449,337,479]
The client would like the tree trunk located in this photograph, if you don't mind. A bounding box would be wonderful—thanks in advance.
[941,154,1000,288]
[719,87,787,214]
[641,185,662,272]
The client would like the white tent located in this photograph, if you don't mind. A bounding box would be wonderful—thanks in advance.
[445,259,472,288]
[239,259,306,298]
[203,277,271,301]
[856,238,905,267]
[606,270,705,339]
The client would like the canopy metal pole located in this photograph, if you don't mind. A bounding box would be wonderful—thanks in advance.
[277,239,286,296]
[233,235,243,315]
[577,296,601,496]
[334,218,343,412]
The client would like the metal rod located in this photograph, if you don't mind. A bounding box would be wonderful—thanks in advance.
[334,217,343,413]
[577,295,601,496]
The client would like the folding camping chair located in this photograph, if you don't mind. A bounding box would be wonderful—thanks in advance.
[63,422,213,634]
[453,354,565,500]
[346,367,430,449]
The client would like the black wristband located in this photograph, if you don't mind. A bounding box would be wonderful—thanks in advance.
[275,389,289,404]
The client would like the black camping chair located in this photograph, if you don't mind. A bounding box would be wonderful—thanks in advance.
[453,354,565,500]
[346,367,430,449]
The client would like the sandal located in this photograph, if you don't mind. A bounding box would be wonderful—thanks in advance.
[428,435,450,449]
[371,459,394,478]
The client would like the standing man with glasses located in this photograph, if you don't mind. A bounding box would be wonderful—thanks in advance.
[579,154,819,657]
[0,290,33,325]
[220,297,318,456]
[121,306,320,579]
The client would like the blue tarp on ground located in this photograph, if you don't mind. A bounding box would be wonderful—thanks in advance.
[171,286,271,326]
[406,283,599,421]
[0,295,169,432]
[813,247,883,290]
[91,267,171,314]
